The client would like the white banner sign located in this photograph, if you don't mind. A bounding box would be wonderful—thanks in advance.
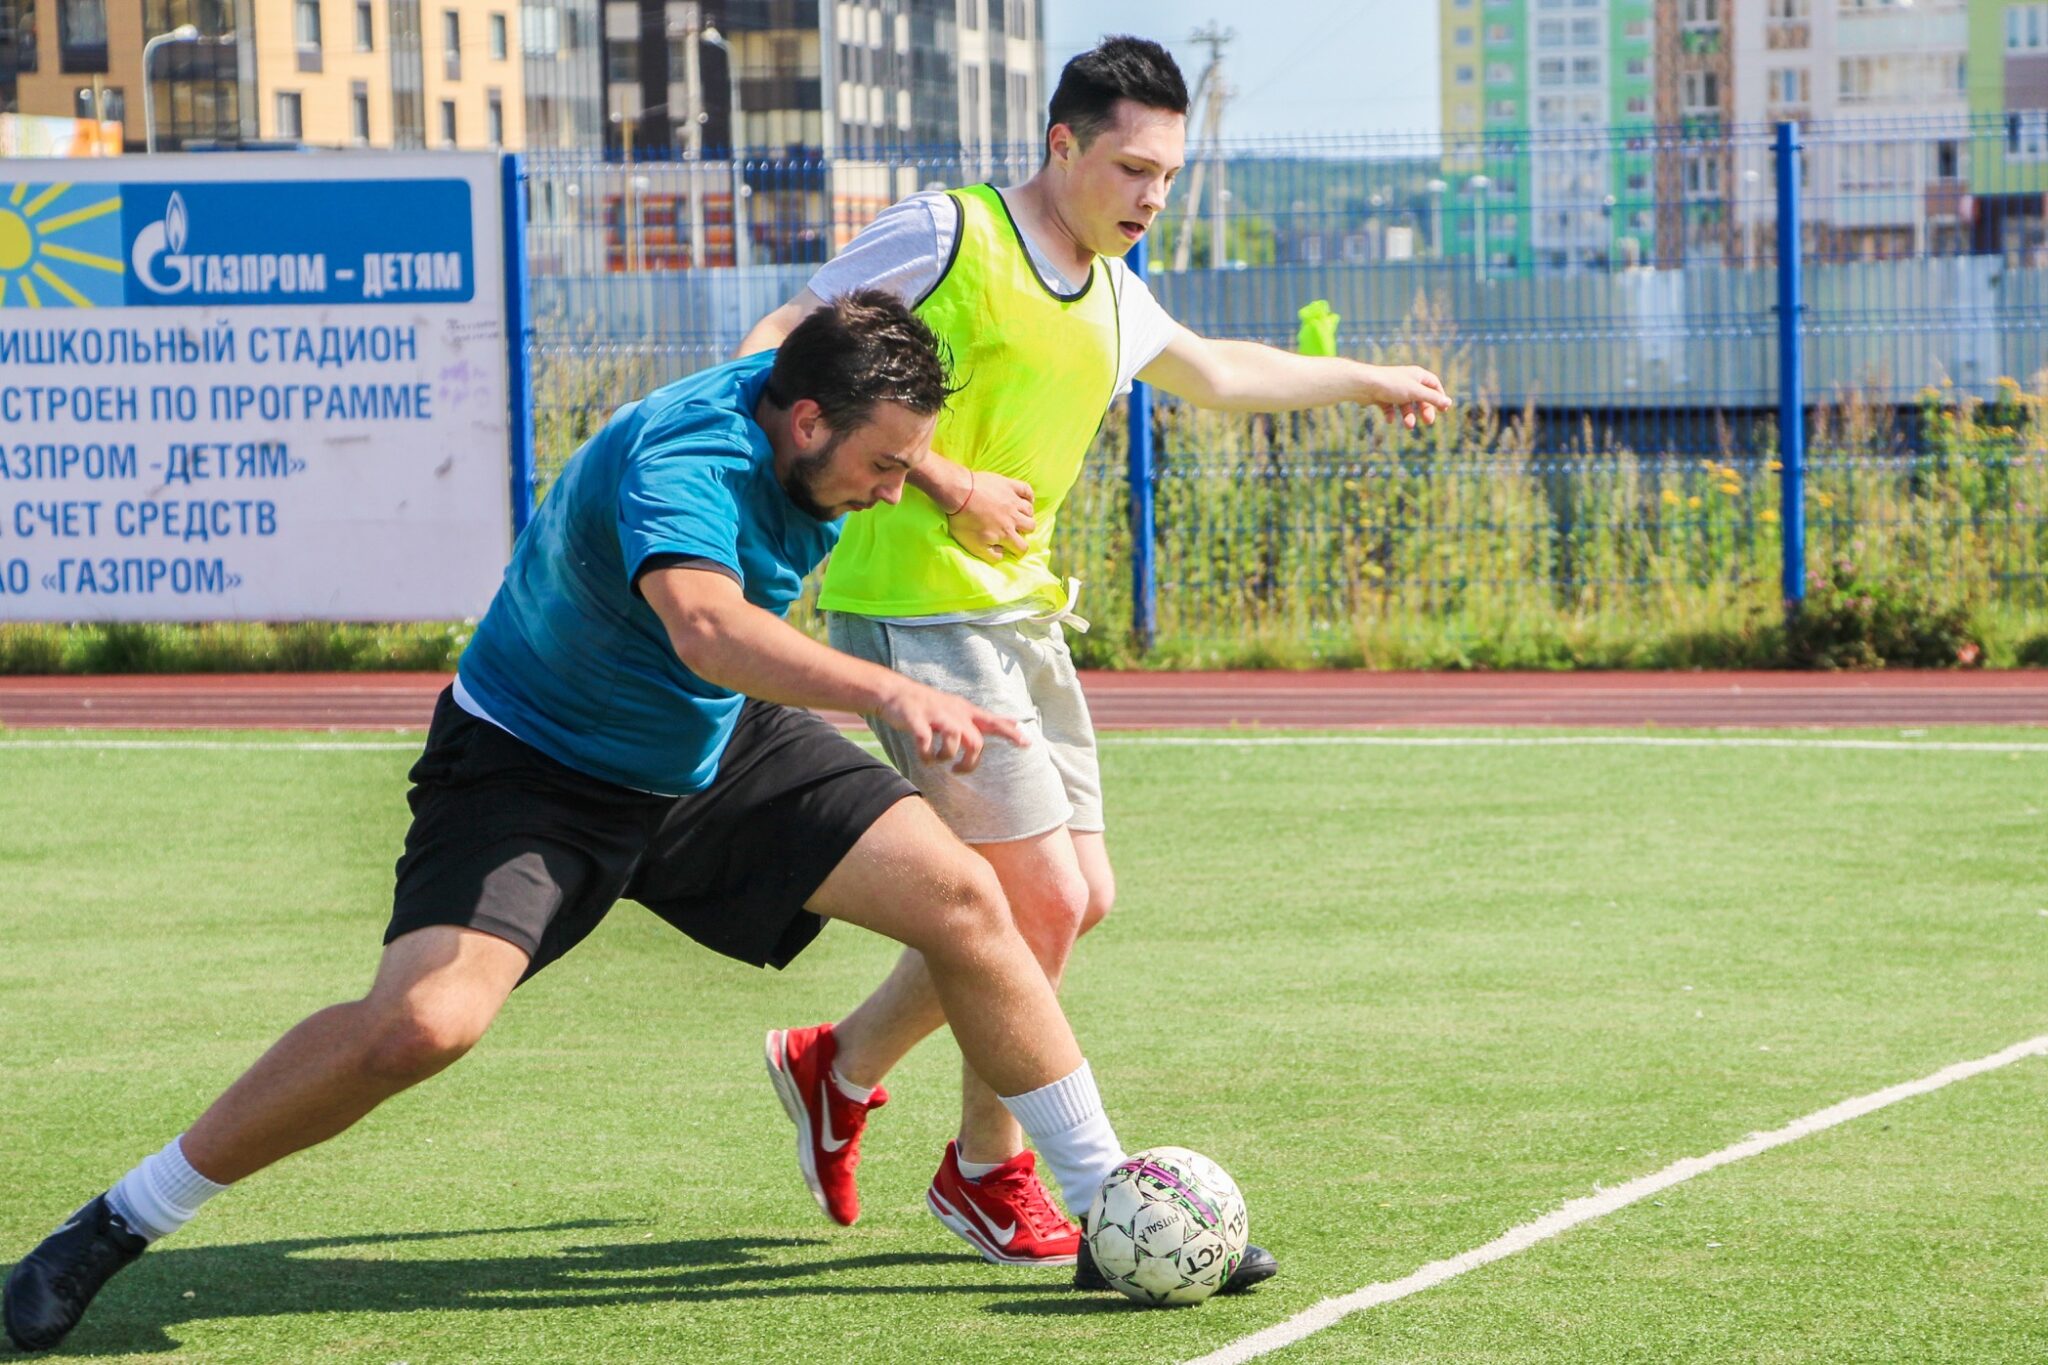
[0,152,516,621]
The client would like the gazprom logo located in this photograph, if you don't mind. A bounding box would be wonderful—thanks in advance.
[132,190,329,297]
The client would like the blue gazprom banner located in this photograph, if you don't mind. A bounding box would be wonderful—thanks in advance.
[0,153,518,623]
[0,177,474,310]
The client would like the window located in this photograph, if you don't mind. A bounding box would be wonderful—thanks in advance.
[959,0,977,31]
[605,38,633,80]
[1681,70,1720,110]
[355,0,373,48]
[1455,24,1473,44]
[1538,56,1565,86]
[73,84,122,122]
[488,11,506,58]
[1536,19,1563,45]
[350,80,370,141]
[439,97,456,145]
[1768,0,1808,16]
[1768,67,1809,104]
[1487,98,1517,119]
[276,90,302,138]
[1625,94,1649,114]
[486,87,502,143]
[2008,110,2048,161]
[1682,0,1719,24]
[295,0,320,48]
[1571,55,1599,85]
[1624,18,1648,38]
[1486,61,1514,84]
[1485,22,1510,43]
[1936,140,1960,180]
[1683,155,1723,195]
[58,0,108,72]
[520,1,557,53]
[1455,64,1475,84]
[1625,56,1648,77]
[1570,17,1598,44]
[442,10,460,78]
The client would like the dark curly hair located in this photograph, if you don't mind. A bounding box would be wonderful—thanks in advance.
[765,289,958,431]
[1048,35,1190,149]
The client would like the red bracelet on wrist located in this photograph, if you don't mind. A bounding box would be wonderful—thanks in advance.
[945,471,975,516]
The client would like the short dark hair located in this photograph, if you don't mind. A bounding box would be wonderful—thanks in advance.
[765,289,957,431]
[1047,35,1189,149]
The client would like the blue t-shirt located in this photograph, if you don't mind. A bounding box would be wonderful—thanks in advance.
[457,352,842,794]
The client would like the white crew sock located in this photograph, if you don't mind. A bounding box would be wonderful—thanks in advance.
[105,1136,230,1242]
[955,1153,1006,1181]
[998,1061,1124,1216]
[830,1066,876,1104]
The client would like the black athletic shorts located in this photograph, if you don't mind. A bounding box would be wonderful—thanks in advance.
[386,688,918,981]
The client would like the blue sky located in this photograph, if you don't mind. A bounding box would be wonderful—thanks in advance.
[1043,0,1443,140]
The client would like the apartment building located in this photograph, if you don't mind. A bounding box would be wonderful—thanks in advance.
[1442,0,1980,270]
[1968,0,2048,257]
[1439,0,1659,274]
[0,0,522,149]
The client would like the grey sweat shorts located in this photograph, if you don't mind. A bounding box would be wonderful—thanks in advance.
[827,612,1105,843]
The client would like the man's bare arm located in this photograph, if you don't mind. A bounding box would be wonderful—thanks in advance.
[734,290,1035,560]
[640,565,1024,770]
[1139,323,1454,426]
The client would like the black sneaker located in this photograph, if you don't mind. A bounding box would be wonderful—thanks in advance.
[1074,1238,1279,1296]
[4,1195,148,1352]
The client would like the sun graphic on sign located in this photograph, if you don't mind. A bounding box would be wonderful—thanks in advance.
[0,183,125,309]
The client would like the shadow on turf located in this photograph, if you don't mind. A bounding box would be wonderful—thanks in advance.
[36,1219,1085,1356]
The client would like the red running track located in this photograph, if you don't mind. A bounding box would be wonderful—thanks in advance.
[0,671,2041,730]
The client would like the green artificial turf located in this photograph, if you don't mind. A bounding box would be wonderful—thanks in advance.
[2,729,2043,1362]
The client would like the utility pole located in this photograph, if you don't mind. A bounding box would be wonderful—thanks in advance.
[1172,22,1234,273]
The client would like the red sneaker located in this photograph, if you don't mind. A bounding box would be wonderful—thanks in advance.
[925,1141,1082,1266]
[763,1024,887,1227]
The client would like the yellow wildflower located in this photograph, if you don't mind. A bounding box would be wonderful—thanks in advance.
[1661,489,1681,505]
[1766,459,1782,472]
[1761,509,1779,523]
[1718,482,1741,495]
[1687,496,1702,509]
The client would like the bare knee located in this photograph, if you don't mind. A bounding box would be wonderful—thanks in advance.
[1078,867,1116,937]
[1005,861,1091,960]
[916,853,1014,959]
[356,996,491,1087]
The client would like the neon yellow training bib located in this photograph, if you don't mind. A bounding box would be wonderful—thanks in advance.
[817,183,1121,618]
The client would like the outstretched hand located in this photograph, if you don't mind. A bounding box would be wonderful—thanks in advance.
[1362,365,1454,430]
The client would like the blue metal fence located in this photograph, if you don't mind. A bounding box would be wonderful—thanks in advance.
[524,119,2048,656]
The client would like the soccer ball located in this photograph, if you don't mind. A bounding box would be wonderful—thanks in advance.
[1084,1146,1249,1306]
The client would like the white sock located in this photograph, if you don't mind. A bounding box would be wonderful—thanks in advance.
[830,1066,876,1104]
[955,1153,1007,1181]
[999,1061,1124,1215]
[105,1136,230,1242]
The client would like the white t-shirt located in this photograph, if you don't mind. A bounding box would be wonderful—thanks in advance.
[802,188,1179,399]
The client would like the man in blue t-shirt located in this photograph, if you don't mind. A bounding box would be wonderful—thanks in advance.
[5,293,1137,1353]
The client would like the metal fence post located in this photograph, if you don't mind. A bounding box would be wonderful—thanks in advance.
[1126,235,1157,652]
[1774,121,1806,611]
[501,152,538,535]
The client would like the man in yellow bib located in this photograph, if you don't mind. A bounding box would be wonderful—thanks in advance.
[739,36,1451,1292]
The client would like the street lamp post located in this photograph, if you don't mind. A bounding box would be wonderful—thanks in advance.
[1602,192,1618,273]
[700,26,749,268]
[142,24,201,154]
[1426,177,1447,260]
[611,101,677,273]
[1467,174,1491,283]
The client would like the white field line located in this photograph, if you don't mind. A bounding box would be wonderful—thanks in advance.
[1185,1032,2048,1365]
[2,734,2044,754]
[1110,735,2048,753]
